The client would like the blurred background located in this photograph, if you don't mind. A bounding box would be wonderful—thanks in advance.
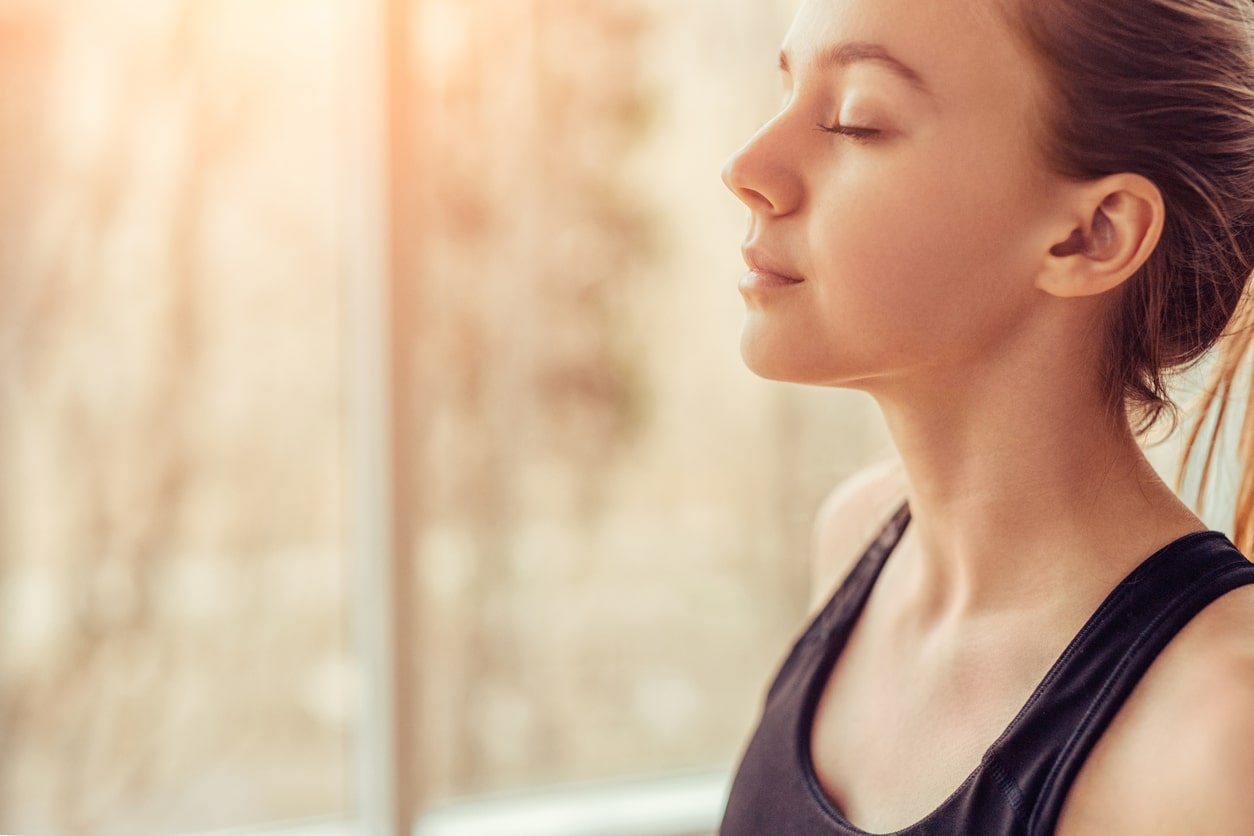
[0,2,1238,836]
[0,1,896,834]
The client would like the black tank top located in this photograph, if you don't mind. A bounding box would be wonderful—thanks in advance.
[719,504,1254,835]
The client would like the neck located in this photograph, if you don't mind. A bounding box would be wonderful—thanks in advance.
[869,347,1200,620]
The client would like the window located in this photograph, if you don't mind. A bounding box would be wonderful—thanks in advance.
[0,2,349,832]
[7,3,1237,836]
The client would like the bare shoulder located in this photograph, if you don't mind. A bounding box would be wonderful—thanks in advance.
[1057,582,1254,836]
[807,457,908,616]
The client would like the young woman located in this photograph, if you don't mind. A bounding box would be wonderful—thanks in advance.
[718,0,1254,833]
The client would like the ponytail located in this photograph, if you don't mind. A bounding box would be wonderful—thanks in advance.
[1185,300,1254,554]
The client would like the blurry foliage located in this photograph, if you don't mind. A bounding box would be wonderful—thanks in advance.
[0,2,346,833]
[408,0,669,795]
[404,0,893,805]
[414,0,659,470]
[0,0,894,831]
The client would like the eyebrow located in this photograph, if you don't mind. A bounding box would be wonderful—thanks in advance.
[779,41,934,97]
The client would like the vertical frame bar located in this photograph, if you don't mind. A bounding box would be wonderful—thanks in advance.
[341,0,420,833]
[385,0,422,828]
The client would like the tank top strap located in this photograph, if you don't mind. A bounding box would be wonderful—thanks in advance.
[980,530,1254,835]
[812,502,912,642]
[761,502,911,708]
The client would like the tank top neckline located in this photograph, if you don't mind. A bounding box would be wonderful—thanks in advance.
[796,503,1227,836]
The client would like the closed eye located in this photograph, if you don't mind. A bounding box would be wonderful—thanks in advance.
[816,122,881,142]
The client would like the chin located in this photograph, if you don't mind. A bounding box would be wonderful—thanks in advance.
[739,323,787,379]
[740,328,831,386]
[738,324,886,391]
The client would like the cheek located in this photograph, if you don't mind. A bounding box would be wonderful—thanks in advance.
[803,189,958,362]
[809,154,1043,359]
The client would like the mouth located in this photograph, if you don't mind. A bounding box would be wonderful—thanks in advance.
[740,246,804,290]
[740,269,804,290]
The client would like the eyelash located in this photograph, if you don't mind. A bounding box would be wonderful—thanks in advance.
[816,123,881,142]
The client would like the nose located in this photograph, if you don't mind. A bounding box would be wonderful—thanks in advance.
[721,117,802,217]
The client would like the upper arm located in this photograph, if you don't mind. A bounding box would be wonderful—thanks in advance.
[1170,692,1254,835]
[807,456,907,616]
[1056,585,1254,836]
[1139,686,1254,836]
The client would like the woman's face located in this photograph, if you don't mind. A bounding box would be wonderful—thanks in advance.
[723,0,1072,391]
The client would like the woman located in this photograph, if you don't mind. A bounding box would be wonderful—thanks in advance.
[718,0,1254,833]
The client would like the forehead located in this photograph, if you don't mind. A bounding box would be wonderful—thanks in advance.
[782,0,1039,109]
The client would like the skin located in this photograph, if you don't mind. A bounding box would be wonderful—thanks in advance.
[723,0,1254,832]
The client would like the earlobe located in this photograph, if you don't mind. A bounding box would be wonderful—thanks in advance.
[1036,175,1164,299]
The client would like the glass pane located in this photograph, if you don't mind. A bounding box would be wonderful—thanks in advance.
[403,0,1251,822]
[0,2,350,833]
[406,0,895,806]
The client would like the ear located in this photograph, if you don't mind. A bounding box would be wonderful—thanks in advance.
[1036,174,1164,299]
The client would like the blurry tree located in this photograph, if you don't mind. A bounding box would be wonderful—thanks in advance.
[0,6,234,827]
[0,0,891,830]
[0,2,347,833]
[409,0,662,794]
[0,2,57,811]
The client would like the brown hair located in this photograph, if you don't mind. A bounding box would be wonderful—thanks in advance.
[1185,308,1254,552]
[1006,0,1254,552]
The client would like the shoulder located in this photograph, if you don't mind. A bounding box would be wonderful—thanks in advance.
[1057,580,1254,836]
[807,457,908,616]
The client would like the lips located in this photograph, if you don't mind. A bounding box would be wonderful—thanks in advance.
[740,246,804,290]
